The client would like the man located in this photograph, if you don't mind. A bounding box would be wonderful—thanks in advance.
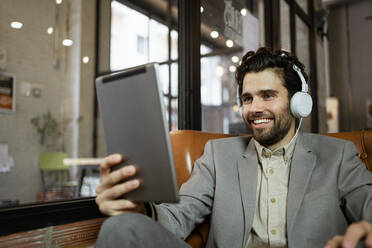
[95,48,372,248]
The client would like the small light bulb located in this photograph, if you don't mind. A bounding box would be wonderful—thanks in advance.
[229,65,236,72]
[240,8,247,16]
[226,39,234,48]
[56,0,62,4]
[82,56,89,64]
[200,6,204,13]
[47,27,54,34]
[233,104,239,113]
[232,56,239,63]
[216,65,224,77]
[10,22,23,29]
[210,31,219,39]
[62,39,73,46]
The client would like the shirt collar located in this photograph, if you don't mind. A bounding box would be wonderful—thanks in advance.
[254,132,298,162]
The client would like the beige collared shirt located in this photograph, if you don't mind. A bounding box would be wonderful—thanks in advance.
[246,134,298,248]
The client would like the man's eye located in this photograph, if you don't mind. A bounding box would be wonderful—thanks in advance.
[263,94,274,100]
[242,97,252,104]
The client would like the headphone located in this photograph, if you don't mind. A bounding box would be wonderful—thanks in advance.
[237,64,313,118]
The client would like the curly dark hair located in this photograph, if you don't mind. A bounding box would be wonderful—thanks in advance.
[235,47,308,101]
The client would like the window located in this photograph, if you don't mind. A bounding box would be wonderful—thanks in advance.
[279,0,317,132]
[137,35,146,54]
[110,0,178,132]
[200,1,260,134]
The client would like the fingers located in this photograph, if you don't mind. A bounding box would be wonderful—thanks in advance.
[325,221,372,248]
[96,165,137,194]
[342,221,372,248]
[99,154,124,180]
[366,231,372,247]
[96,179,140,204]
[97,199,138,216]
[325,235,343,248]
[95,154,145,216]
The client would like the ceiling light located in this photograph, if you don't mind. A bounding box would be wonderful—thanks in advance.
[62,39,73,46]
[200,6,204,13]
[226,39,234,48]
[82,56,89,64]
[10,22,23,29]
[210,31,219,39]
[47,27,54,34]
[216,65,224,77]
[56,0,62,4]
[232,56,239,63]
[233,104,239,113]
[240,8,247,16]
[229,65,236,72]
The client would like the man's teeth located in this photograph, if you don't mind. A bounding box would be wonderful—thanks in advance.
[253,119,271,124]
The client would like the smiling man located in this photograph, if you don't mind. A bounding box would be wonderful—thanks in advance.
[95,48,372,248]
[240,69,295,150]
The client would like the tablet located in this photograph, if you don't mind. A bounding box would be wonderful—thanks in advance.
[95,63,179,203]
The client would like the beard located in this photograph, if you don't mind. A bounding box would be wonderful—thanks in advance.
[244,106,293,147]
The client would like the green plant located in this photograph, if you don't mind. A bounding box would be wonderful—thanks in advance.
[31,111,61,147]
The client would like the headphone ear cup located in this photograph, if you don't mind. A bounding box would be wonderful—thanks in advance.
[290,92,313,118]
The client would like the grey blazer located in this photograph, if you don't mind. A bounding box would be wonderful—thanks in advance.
[154,133,372,248]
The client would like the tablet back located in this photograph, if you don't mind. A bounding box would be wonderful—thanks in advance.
[95,63,179,203]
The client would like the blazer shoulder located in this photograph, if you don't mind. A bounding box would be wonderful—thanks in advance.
[301,132,356,153]
[209,135,252,145]
[302,132,353,144]
[207,135,252,152]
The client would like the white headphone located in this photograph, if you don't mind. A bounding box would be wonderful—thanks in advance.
[290,64,313,118]
[237,64,313,118]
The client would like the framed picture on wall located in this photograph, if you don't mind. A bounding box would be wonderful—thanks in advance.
[0,71,15,114]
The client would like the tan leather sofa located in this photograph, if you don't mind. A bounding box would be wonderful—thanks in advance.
[0,130,371,247]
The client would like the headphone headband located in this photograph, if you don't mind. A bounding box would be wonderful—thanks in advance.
[292,64,308,93]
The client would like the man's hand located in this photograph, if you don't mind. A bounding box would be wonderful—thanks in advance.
[95,154,145,216]
[325,221,372,248]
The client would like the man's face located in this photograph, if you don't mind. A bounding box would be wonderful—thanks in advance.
[240,69,296,148]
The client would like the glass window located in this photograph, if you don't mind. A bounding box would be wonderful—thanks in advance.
[171,63,178,96]
[280,0,291,51]
[296,15,311,132]
[296,16,310,75]
[0,0,97,205]
[159,64,170,94]
[296,0,308,14]
[110,1,149,70]
[149,19,169,63]
[201,56,222,106]
[200,44,212,56]
[110,0,178,132]
[170,99,178,131]
[200,0,259,134]
[171,30,178,60]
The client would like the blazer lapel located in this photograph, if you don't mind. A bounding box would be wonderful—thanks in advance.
[287,133,317,233]
[237,138,258,245]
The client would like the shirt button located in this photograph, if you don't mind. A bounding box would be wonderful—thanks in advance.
[271,229,277,235]
[269,168,274,174]
[263,151,271,158]
[270,198,276,203]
